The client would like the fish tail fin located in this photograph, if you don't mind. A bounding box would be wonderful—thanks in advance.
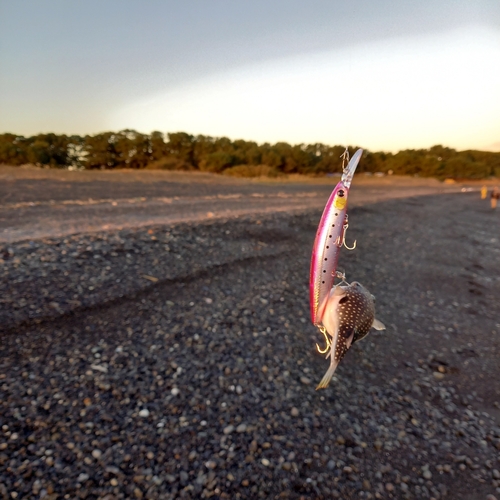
[315,358,340,390]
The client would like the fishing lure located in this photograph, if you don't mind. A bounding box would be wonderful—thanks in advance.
[309,148,363,327]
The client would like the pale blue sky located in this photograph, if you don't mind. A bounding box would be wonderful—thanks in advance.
[1,0,499,152]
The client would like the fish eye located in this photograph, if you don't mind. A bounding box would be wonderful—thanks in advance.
[338,189,345,197]
[339,296,349,304]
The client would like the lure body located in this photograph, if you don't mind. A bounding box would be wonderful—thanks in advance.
[309,149,363,326]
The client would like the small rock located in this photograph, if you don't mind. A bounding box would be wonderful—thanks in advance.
[205,460,217,469]
[196,474,208,485]
[423,470,432,479]
[138,409,150,418]
[261,458,270,466]
[171,387,180,396]
[300,376,311,385]
[291,407,299,417]
[77,473,90,483]
[92,449,102,459]
[236,423,247,433]
[223,425,234,435]
[492,469,500,479]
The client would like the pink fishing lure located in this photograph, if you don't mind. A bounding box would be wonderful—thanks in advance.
[309,149,363,326]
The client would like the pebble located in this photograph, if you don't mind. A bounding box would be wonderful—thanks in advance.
[0,207,498,500]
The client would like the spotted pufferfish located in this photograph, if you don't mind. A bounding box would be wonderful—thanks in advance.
[316,281,385,390]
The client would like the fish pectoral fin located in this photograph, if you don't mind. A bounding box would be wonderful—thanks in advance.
[372,318,386,331]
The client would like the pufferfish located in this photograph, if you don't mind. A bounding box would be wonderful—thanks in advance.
[316,281,385,390]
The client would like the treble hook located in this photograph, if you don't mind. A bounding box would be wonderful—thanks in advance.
[335,215,357,250]
[342,222,357,250]
[316,326,331,354]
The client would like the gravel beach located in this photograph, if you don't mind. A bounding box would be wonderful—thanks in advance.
[1,180,500,499]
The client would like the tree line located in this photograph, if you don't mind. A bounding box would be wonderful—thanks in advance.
[0,130,499,179]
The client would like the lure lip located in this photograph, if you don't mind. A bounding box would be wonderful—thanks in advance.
[340,148,363,189]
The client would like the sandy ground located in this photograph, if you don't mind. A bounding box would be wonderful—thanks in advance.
[1,167,499,499]
[0,166,476,243]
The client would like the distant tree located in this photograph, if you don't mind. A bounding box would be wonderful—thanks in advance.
[83,132,120,169]
[150,131,168,161]
[167,132,195,166]
[0,134,28,165]
[25,133,72,167]
[1,130,499,178]
[199,152,234,173]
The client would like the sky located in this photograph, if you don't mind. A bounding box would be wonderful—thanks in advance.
[1,0,499,153]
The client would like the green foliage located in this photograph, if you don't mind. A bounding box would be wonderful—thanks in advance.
[222,164,282,178]
[0,131,499,179]
[145,156,193,170]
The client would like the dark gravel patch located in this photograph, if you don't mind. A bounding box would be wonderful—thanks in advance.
[1,193,499,500]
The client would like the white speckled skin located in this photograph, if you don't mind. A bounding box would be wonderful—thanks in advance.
[316,281,384,390]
